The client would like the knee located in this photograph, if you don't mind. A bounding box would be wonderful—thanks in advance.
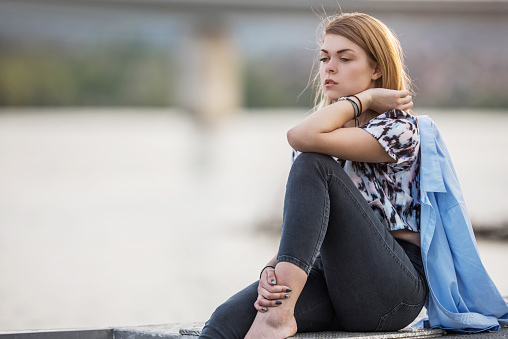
[291,152,335,177]
[294,152,330,164]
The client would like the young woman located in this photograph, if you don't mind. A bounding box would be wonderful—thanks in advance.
[200,13,427,339]
[199,12,426,339]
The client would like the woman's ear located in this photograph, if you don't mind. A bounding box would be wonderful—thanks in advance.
[372,65,382,80]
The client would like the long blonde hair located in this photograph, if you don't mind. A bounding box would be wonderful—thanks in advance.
[313,13,413,111]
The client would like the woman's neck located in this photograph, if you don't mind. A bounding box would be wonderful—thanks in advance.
[359,109,378,126]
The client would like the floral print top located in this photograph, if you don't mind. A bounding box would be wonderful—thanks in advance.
[292,109,420,232]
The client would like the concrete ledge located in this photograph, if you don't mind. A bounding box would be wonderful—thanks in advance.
[292,328,445,338]
[0,329,113,339]
[118,324,508,339]
[114,323,199,339]
[116,323,446,339]
[1,324,507,339]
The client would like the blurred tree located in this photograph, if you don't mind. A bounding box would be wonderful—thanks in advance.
[243,55,314,109]
[0,42,171,106]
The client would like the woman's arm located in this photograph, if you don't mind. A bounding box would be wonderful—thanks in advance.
[287,88,413,163]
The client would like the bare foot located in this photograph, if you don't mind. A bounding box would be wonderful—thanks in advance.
[245,308,297,339]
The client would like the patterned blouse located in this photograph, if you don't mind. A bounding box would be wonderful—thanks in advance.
[292,109,421,232]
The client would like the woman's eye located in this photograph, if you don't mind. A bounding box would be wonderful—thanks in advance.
[340,58,350,62]
[319,57,329,62]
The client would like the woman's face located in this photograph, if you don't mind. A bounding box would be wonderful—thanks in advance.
[319,34,380,100]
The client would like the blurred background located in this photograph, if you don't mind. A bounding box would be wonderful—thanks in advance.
[1,0,507,332]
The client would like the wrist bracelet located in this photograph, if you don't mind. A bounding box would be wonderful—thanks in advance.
[259,265,276,279]
[338,97,359,118]
[339,96,360,127]
[348,95,363,116]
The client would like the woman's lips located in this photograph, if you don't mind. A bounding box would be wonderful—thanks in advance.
[324,79,337,88]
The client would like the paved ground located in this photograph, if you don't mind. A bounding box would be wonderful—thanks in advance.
[0,108,506,332]
[2,323,506,339]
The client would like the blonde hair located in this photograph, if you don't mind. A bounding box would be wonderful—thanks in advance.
[313,12,412,111]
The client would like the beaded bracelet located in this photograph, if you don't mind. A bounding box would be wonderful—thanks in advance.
[259,265,276,279]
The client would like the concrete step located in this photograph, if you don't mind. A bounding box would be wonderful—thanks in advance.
[114,323,508,338]
[1,324,507,339]
[116,323,447,339]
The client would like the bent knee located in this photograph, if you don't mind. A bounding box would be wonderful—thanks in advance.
[294,152,331,164]
[293,152,335,169]
[291,152,338,177]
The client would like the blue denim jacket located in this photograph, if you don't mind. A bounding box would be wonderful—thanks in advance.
[417,115,508,332]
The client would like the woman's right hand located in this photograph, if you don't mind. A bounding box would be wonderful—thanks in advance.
[254,267,292,312]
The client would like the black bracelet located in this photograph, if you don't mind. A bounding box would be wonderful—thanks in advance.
[339,96,359,117]
[338,96,360,127]
[348,95,363,116]
[259,265,276,279]
[345,97,359,118]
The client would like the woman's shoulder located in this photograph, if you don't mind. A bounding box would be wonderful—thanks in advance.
[362,109,418,134]
[361,109,420,168]
[372,109,416,123]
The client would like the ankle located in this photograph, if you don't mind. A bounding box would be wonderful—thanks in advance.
[264,307,294,327]
[246,308,297,339]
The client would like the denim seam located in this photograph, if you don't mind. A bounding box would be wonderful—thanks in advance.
[277,254,312,274]
[306,159,330,275]
[325,172,421,284]
[375,300,425,331]
[308,188,329,271]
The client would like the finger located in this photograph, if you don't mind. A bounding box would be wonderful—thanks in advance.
[265,269,276,285]
[400,101,414,111]
[259,281,293,293]
[396,95,411,105]
[395,97,412,111]
[258,298,284,308]
[257,286,277,298]
[259,290,291,300]
[258,279,272,292]
[399,89,410,97]
[258,278,291,293]
[254,299,268,312]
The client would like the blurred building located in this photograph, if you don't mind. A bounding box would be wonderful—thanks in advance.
[1,0,508,123]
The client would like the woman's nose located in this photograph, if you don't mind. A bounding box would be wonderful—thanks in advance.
[325,62,336,74]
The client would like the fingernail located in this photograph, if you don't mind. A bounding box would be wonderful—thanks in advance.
[275,301,282,305]
[284,294,290,298]
[261,307,267,312]
[271,279,276,285]
[286,288,292,292]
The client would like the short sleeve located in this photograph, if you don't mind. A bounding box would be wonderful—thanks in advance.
[361,110,419,169]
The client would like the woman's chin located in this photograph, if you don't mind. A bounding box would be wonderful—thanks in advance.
[324,90,345,101]
[326,94,341,101]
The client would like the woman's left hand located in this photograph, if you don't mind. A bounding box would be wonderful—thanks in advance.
[254,267,292,312]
